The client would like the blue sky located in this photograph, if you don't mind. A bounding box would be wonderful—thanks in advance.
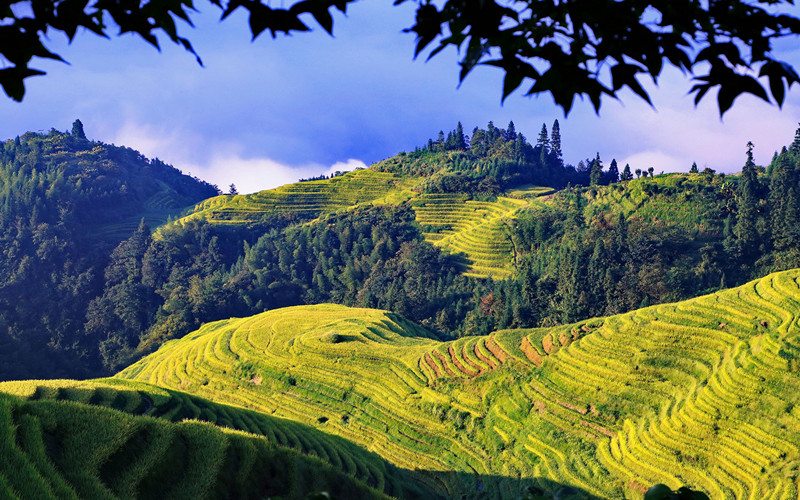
[3,1,800,193]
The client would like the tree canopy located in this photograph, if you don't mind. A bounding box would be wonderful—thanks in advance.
[2,0,800,114]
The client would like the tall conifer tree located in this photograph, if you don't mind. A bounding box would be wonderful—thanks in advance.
[71,119,87,140]
[536,124,549,151]
[455,121,467,150]
[505,120,517,141]
[608,159,620,183]
[621,163,633,181]
[732,141,761,257]
[550,119,562,164]
[590,153,603,185]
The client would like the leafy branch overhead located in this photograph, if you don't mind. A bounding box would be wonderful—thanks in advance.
[401,0,800,114]
[2,0,800,115]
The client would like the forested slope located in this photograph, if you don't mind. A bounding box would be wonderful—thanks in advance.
[0,125,219,380]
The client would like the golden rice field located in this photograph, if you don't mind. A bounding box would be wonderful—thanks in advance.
[81,268,800,499]
[0,385,400,499]
[159,169,415,233]
[411,194,528,278]
[156,168,554,279]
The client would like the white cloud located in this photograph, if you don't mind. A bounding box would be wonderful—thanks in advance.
[618,151,688,174]
[326,159,368,176]
[185,155,367,194]
[108,120,367,194]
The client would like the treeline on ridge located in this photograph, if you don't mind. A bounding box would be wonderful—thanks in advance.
[373,120,598,194]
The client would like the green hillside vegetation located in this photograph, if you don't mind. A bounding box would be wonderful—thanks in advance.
[160,121,578,279]
[162,169,416,232]
[80,128,800,377]
[0,125,219,380]
[412,194,529,278]
[0,378,438,499]
[99,268,800,499]
[4,119,800,394]
[0,388,397,499]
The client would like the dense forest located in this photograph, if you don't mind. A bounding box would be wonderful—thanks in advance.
[0,124,220,378]
[2,121,800,382]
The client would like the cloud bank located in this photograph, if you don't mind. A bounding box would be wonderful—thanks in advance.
[111,120,365,194]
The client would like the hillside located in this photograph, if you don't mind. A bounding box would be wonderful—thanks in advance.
[0,387,398,499]
[3,119,800,406]
[165,169,416,229]
[94,268,800,499]
[0,126,220,380]
[159,168,552,279]
[73,125,800,378]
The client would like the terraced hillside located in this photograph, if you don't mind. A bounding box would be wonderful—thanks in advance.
[0,388,396,500]
[412,194,529,278]
[0,378,435,499]
[583,174,720,233]
[92,180,199,241]
[113,269,800,499]
[163,169,415,231]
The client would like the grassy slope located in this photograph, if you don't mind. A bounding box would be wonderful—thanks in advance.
[159,170,720,281]
[107,268,800,499]
[0,388,393,500]
[581,174,723,233]
[161,169,416,231]
[0,378,438,499]
[159,166,561,278]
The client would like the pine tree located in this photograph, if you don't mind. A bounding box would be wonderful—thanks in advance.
[732,141,760,258]
[71,119,87,140]
[444,130,455,150]
[608,159,619,183]
[536,124,549,151]
[486,121,499,143]
[791,123,800,154]
[228,183,239,195]
[690,162,699,173]
[590,153,603,185]
[550,119,562,164]
[621,163,633,181]
[455,121,468,150]
[505,120,517,141]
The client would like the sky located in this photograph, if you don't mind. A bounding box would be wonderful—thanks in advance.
[3,2,800,193]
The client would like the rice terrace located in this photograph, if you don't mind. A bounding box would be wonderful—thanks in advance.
[6,0,800,498]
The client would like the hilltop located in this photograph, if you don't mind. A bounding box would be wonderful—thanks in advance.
[0,125,219,380]
[3,268,799,498]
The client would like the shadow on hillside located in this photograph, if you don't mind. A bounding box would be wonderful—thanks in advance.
[15,384,603,500]
[403,469,602,500]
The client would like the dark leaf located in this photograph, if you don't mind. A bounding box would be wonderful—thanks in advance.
[0,67,46,102]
